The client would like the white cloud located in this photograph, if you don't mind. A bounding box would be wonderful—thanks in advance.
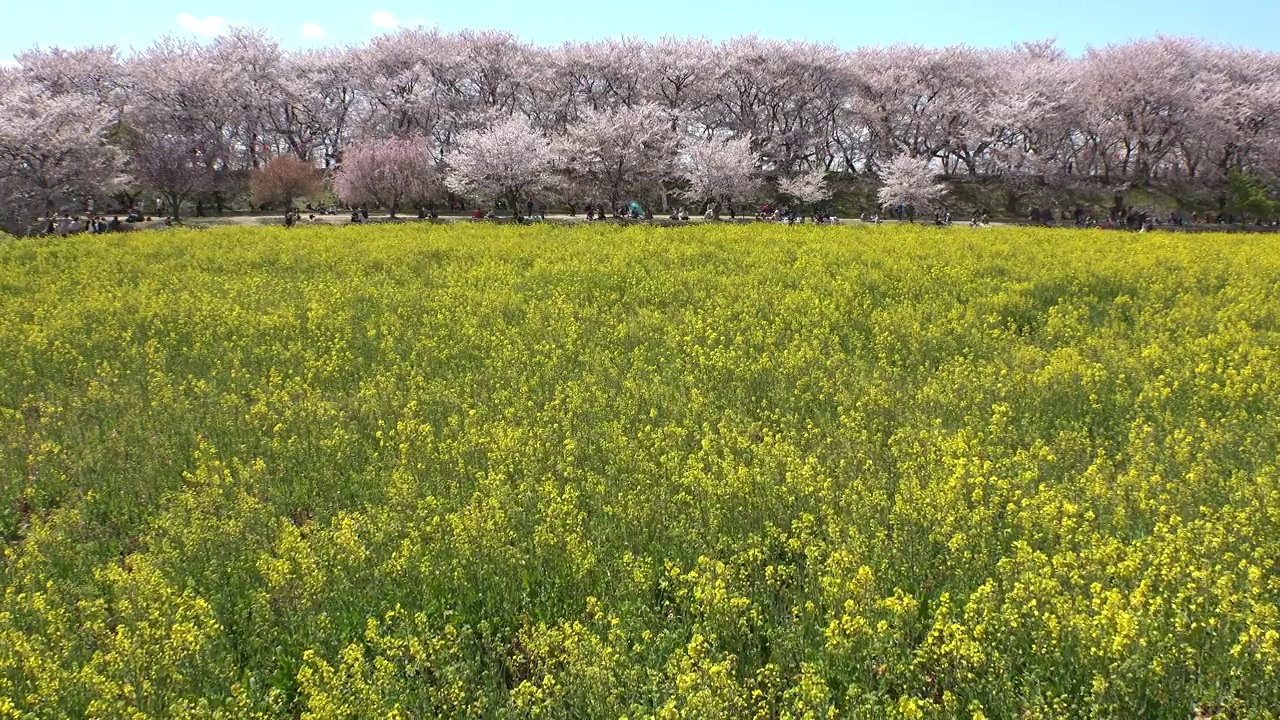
[371,10,399,28]
[301,22,326,39]
[176,13,229,36]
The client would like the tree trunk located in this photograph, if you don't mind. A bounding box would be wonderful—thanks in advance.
[1111,193,1126,220]
[1004,190,1020,215]
[506,190,520,220]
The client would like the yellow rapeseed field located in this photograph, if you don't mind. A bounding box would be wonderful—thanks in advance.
[0,223,1278,718]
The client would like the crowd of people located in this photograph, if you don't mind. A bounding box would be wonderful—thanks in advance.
[753,204,838,224]
[37,213,132,236]
[1025,206,1231,232]
[59,197,1273,233]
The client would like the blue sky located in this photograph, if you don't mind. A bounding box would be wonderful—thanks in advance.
[2,0,1279,62]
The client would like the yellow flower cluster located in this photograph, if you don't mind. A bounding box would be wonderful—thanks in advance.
[0,223,1278,717]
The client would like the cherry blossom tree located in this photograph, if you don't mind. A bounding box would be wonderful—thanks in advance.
[561,104,677,210]
[1172,46,1279,185]
[678,136,759,217]
[877,154,949,216]
[333,137,438,217]
[130,134,211,221]
[849,45,936,170]
[125,37,241,200]
[1079,38,1202,183]
[445,115,554,217]
[530,39,646,132]
[356,28,452,140]
[0,81,121,232]
[455,31,529,113]
[16,46,124,118]
[451,30,531,139]
[1000,41,1081,169]
[642,37,713,132]
[283,48,363,167]
[701,37,850,174]
[209,28,285,169]
[777,170,832,214]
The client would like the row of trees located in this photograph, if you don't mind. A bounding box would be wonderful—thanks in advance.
[326,111,836,220]
[2,29,1279,230]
